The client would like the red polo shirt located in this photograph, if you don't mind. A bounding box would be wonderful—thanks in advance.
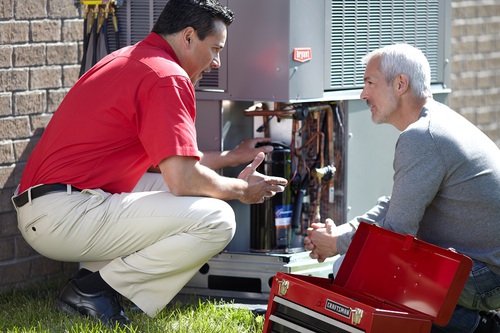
[19,33,201,194]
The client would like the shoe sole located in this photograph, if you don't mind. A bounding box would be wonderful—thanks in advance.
[55,299,82,317]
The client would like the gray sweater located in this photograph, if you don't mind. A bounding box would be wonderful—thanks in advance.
[338,99,500,274]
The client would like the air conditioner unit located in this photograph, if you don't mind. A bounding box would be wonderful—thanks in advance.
[111,0,450,102]
[105,1,452,300]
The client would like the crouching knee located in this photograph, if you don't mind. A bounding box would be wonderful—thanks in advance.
[202,199,236,244]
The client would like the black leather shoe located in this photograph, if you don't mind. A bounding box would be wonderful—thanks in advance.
[55,280,131,327]
[474,311,500,333]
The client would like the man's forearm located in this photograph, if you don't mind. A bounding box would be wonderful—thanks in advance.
[199,151,235,170]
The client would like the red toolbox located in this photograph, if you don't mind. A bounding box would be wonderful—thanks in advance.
[263,222,473,333]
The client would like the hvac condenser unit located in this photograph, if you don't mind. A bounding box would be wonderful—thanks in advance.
[107,0,452,301]
[111,0,451,102]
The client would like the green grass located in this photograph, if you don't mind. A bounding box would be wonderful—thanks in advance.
[0,279,265,333]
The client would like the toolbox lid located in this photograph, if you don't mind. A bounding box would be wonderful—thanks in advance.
[334,222,472,326]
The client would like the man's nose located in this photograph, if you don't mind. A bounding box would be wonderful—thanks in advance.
[360,87,368,100]
[211,55,221,68]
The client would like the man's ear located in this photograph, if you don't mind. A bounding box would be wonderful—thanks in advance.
[394,73,410,95]
[181,27,196,49]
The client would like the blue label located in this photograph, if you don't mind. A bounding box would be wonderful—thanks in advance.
[275,204,292,227]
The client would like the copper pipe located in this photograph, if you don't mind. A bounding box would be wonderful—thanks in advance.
[244,110,296,117]
[244,104,334,117]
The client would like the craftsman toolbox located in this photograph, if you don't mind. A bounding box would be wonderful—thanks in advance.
[263,222,473,333]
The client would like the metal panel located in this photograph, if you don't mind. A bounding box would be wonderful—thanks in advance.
[326,0,446,90]
[226,0,325,101]
[195,100,223,152]
[180,252,336,301]
[346,99,399,220]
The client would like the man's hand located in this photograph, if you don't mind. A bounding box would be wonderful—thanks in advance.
[199,138,274,169]
[223,138,274,167]
[237,152,288,204]
[304,218,339,262]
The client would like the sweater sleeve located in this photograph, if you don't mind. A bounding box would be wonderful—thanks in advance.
[380,122,446,235]
[337,196,390,254]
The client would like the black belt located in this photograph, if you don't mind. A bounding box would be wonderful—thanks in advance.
[13,184,80,207]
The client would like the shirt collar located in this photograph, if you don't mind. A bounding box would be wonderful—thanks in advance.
[143,32,181,65]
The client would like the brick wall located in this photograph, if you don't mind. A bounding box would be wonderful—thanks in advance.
[0,0,81,288]
[0,0,499,289]
[449,0,500,146]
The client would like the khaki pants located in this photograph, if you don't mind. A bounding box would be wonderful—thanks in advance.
[13,173,236,317]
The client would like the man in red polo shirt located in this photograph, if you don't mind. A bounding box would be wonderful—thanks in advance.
[12,0,287,326]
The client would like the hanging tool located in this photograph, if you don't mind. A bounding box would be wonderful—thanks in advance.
[92,3,111,66]
[75,0,123,77]
[79,4,94,77]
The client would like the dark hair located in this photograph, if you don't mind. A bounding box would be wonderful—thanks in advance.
[152,0,234,40]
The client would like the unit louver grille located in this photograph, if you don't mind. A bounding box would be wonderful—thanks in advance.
[105,0,165,53]
[107,0,218,89]
[108,0,444,97]
[128,1,152,43]
[329,0,440,90]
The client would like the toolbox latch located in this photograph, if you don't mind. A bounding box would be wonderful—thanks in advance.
[351,307,363,325]
[277,278,290,296]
